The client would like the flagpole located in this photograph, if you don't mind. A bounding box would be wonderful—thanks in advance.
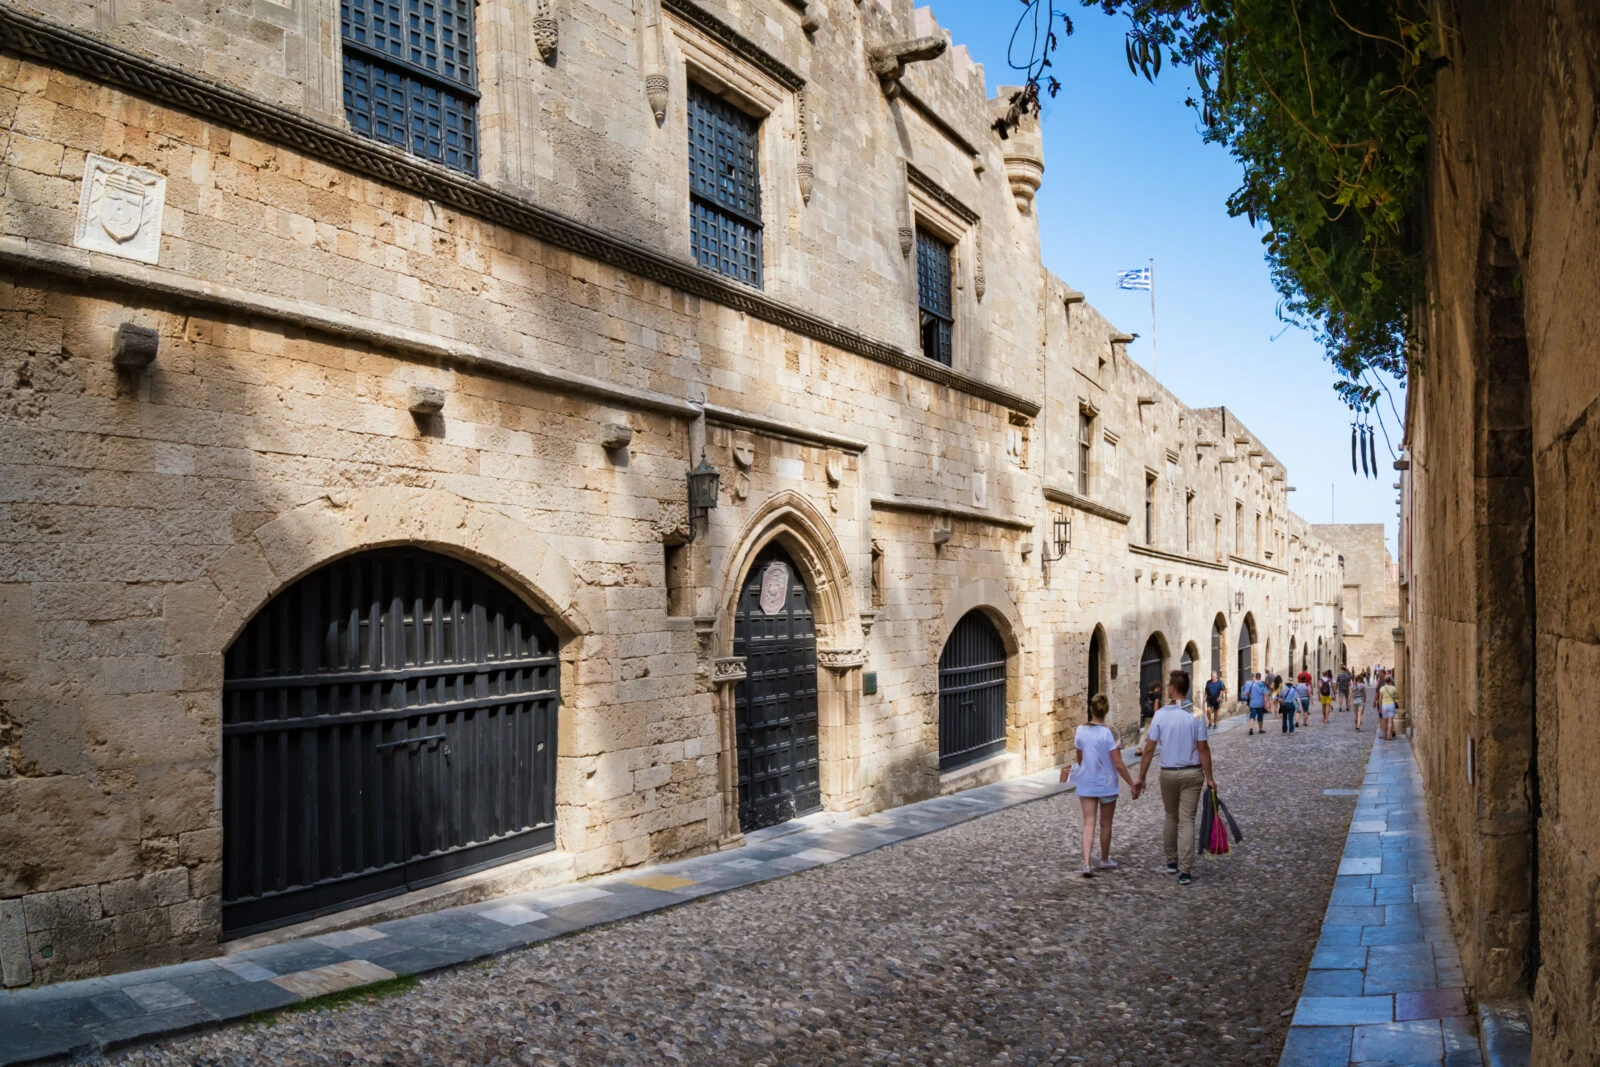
[1149,257,1158,379]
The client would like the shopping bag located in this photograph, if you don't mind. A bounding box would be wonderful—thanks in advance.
[1215,792,1245,844]
[1198,786,1237,857]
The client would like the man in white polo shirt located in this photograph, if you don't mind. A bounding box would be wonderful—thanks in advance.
[1132,669,1217,886]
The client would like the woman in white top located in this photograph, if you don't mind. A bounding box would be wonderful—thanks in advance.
[1063,693,1137,877]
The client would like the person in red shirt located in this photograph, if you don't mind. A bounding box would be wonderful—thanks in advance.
[1297,668,1312,689]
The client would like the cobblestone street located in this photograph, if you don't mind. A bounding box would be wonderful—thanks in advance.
[108,716,1374,1067]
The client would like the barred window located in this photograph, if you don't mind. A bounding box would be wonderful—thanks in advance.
[688,84,763,287]
[342,0,478,175]
[916,226,953,366]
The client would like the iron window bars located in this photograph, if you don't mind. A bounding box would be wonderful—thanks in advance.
[916,226,954,366]
[341,0,479,175]
[688,84,763,287]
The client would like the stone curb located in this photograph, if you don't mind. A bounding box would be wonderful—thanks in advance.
[0,764,1081,1066]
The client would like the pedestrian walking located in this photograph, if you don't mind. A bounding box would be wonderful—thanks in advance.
[1297,676,1312,728]
[1351,672,1368,731]
[1378,677,1399,740]
[1274,676,1295,734]
[1244,672,1267,735]
[1203,671,1226,730]
[1336,667,1352,714]
[1318,671,1335,723]
[1133,671,1216,886]
[1297,666,1312,691]
[1063,693,1136,877]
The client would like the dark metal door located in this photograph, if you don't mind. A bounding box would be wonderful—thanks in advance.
[1238,621,1252,692]
[733,546,820,831]
[939,611,1008,769]
[222,548,559,936]
[1087,631,1102,701]
[1140,635,1165,723]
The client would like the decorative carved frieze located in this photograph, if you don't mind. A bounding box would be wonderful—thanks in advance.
[973,220,985,300]
[817,648,864,671]
[712,656,747,683]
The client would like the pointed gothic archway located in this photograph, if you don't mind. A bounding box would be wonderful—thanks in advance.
[712,491,865,841]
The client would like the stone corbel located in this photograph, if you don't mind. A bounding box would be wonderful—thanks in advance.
[869,35,947,99]
[817,648,864,671]
[533,0,558,61]
[641,0,668,123]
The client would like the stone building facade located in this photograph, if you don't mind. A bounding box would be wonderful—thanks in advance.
[1311,523,1398,675]
[0,0,1340,987]
[1398,0,1600,1061]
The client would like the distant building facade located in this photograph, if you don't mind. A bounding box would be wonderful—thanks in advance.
[1311,523,1399,674]
[0,0,1340,986]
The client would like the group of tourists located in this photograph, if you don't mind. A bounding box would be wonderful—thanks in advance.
[1233,665,1398,739]
[1062,664,1402,885]
[1065,670,1215,885]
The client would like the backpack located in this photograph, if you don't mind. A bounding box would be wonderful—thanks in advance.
[1320,679,1332,697]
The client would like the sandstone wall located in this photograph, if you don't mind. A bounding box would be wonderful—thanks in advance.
[1405,0,1600,1060]
[0,0,1345,988]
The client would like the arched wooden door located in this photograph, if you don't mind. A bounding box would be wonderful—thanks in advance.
[1210,620,1223,680]
[939,610,1009,770]
[732,545,820,831]
[1088,626,1105,701]
[222,548,560,936]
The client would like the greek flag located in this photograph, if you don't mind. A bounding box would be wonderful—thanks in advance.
[1116,267,1152,291]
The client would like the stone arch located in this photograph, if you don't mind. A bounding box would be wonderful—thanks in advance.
[712,489,863,658]
[710,490,865,839]
[1089,623,1109,701]
[1139,630,1170,726]
[203,487,593,649]
[1210,612,1228,685]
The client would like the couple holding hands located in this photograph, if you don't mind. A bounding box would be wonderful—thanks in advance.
[1062,670,1218,885]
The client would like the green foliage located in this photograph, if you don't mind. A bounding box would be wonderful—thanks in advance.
[1082,0,1442,408]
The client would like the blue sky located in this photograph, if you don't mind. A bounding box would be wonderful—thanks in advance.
[932,2,1406,552]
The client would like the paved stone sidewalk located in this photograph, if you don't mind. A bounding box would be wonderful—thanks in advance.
[0,762,1080,1065]
[1279,737,1480,1067]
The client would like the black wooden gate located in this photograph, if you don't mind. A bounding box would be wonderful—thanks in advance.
[938,610,1008,770]
[733,546,820,831]
[1140,635,1165,724]
[1087,629,1102,701]
[1237,620,1253,692]
[222,548,559,936]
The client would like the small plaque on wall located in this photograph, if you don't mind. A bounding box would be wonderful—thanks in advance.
[862,671,877,695]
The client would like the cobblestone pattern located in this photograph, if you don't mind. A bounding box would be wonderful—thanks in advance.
[103,714,1373,1066]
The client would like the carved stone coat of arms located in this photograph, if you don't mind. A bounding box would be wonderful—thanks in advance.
[74,155,165,264]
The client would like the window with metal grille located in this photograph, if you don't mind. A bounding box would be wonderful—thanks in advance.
[938,610,1007,770]
[341,0,478,175]
[916,226,954,365]
[688,84,763,286]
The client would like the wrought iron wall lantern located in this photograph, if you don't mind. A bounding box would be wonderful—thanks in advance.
[687,453,720,541]
[1041,510,1071,564]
